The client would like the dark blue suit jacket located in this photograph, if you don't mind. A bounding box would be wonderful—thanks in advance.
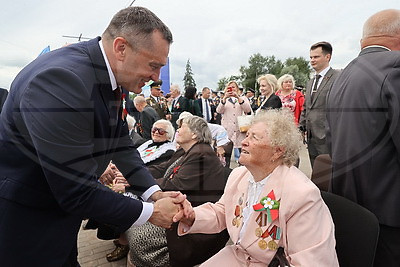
[0,37,157,265]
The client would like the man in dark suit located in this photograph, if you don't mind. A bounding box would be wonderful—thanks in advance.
[0,88,8,113]
[245,87,258,112]
[170,84,187,129]
[196,87,216,123]
[0,7,186,266]
[146,80,170,120]
[134,95,160,140]
[299,41,340,167]
[326,9,400,266]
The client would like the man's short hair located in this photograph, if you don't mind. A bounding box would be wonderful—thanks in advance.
[310,41,333,56]
[102,6,173,51]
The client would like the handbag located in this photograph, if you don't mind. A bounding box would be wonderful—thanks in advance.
[237,107,254,133]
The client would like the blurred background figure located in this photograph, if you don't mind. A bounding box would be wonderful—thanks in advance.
[146,80,171,120]
[183,85,201,117]
[196,86,216,123]
[216,81,251,163]
[255,74,282,113]
[170,84,186,129]
[133,95,160,141]
[245,87,258,113]
[276,74,305,125]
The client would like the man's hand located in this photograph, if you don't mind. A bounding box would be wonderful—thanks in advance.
[216,146,225,157]
[148,197,183,228]
[99,163,116,185]
[150,190,183,202]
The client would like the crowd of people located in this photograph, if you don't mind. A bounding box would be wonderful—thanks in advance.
[1,5,400,267]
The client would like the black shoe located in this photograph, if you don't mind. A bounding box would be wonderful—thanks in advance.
[106,244,129,262]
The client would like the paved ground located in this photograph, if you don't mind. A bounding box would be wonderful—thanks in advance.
[78,144,312,266]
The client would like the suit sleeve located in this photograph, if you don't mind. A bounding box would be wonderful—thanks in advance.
[20,68,144,231]
[384,67,400,155]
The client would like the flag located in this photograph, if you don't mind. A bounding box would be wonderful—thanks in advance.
[38,45,50,57]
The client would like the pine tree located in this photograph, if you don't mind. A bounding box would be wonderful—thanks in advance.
[183,59,196,88]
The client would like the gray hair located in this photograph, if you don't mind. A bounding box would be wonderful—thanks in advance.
[251,109,302,166]
[133,95,146,105]
[362,9,400,38]
[153,119,175,141]
[169,84,181,93]
[257,74,278,92]
[182,116,212,144]
[277,74,296,91]
[102,6,173,51]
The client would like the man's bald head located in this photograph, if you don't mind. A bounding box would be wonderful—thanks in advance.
[361,9,400,50]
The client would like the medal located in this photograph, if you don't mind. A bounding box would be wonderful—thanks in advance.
[258,239,267,250]
[255,227,263,237]
[268,240,278,250]
[232,218,237,227]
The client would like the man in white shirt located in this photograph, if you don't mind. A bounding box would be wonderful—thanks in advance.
[196,87,215,123]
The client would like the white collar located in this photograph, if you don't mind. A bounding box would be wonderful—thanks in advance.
[316,66,330,78]
[98,40,118,91]
[363,45,391,51]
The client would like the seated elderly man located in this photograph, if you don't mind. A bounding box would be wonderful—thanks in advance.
[126,116,229,267]
[178,109,338,266]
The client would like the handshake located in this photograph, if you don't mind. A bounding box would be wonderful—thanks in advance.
[148,191,195,229]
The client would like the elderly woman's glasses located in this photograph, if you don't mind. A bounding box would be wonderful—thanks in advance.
[152,127,167,135]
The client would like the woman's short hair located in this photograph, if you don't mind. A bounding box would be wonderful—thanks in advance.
[252,109,302,166]
[153,119,175,141]
[277,74,296,91]
[181,116,212,144]
[257,74,278,92]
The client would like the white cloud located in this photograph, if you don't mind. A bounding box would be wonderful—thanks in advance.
[0,0,398,90]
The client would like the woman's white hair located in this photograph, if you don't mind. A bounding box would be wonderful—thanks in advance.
[251,109,302,166]
[153,119,175,141]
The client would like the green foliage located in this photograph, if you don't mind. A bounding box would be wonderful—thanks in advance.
[183,59,196,88]
[218,54,311,93]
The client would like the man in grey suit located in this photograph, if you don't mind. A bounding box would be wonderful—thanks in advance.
[326,9,400,266]
[300,41,340,167]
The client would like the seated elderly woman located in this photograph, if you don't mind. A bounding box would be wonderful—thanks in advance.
[178,109,339,266]
[126,115,229,267]
[136,119,176,166]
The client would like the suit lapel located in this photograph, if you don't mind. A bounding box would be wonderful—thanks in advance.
[86,37,120,136]
[239,166,286,250]
[311,68,333,107]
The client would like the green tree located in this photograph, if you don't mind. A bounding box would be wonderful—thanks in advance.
[183,59,196,88]
[240,54,283,92]
[281,57,311,87]
[217,75,242,91]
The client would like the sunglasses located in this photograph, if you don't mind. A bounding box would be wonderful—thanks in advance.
[152,127,167,135]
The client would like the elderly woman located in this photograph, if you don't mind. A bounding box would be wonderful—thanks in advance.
[255,74,282,113]
[276,74,305,125]
[126,115,229,267]
[216,81,251,155]
[178,109,338,266]
[136,119,176,166]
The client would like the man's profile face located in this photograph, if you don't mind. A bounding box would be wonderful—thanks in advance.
[115,31,169,93]
[151,88,161,97]
[202,89,211,99]
[309,47,330,73]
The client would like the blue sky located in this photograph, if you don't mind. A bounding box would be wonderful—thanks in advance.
[0,0,398,90]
